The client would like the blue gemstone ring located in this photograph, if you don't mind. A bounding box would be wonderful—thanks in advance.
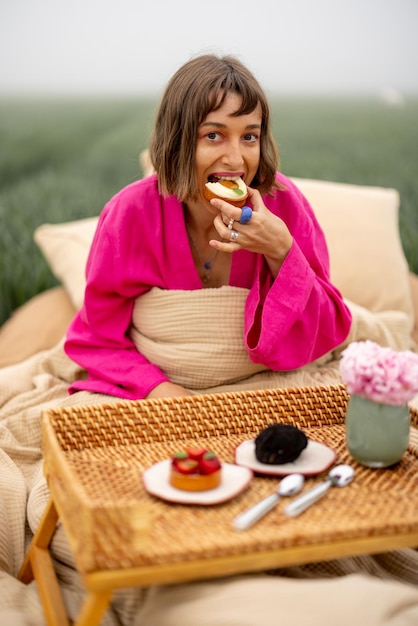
[239,206,253,225]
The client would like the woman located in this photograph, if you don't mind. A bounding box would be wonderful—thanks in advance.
[64,54,352,399]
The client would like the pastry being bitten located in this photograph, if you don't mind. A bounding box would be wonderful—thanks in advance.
[204,176,248,207]
[255,424,308,464]
[170,447,222,491]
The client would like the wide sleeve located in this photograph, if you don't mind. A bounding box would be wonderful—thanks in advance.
[244,179,352,369]
[64,196,170,400]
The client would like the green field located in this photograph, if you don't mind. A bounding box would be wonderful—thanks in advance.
[1,96,418,325]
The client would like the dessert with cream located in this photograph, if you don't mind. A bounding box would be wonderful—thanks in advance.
[170,446,222,491]
[204,176,248,207]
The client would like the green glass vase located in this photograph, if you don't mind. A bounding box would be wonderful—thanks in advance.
[345,394,410,468]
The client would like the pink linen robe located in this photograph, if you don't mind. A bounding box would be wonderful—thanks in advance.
[64,173,351,399]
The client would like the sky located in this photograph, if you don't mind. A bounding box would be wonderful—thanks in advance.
[0,0,417,97]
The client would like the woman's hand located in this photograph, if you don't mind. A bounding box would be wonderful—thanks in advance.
[145,381,195,399]
[209,186,293,278]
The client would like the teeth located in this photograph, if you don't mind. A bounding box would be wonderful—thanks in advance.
[208,175,241,183]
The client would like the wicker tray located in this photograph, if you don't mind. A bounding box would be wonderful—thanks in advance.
[42,384,418,579]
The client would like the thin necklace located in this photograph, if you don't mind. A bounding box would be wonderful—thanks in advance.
[185,222,219,283]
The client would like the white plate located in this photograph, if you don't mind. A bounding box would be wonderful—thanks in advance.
[142,461,253,505]
[234,439,337,477]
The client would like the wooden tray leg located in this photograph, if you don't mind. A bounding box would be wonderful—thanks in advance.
[18,497,70,626]
[74,588,112,626]
[18,497,59,583]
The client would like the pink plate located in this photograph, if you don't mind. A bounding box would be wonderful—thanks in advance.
[142,461,253,505]
[234,439,337,477]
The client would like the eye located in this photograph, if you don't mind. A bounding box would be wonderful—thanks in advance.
[243,133,259,143]
[206,131,221,141]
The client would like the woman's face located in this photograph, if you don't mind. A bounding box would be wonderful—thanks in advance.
[192,92,262,213]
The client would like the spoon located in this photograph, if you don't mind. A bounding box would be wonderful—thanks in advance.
[233,473,305,531]
[284,464,355,518]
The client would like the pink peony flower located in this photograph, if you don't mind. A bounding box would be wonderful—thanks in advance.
[340,340,418,405]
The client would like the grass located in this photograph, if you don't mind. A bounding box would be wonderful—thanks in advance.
[1,95,418,325]
[271,97,418,272]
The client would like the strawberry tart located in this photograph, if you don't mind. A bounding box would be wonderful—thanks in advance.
[170,446,222,491]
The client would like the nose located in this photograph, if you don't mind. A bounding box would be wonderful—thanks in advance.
[221,138,244,168]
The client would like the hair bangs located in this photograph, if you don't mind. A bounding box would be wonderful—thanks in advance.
[208,72,262,118]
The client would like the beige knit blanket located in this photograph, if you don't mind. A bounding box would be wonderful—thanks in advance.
[130,286,413,393]
[0,288,417,624]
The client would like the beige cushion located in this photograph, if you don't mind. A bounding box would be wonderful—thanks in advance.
[292,177,414,326]
[34,217,98,310]
[409,273,418,346]
[33,179,414,329]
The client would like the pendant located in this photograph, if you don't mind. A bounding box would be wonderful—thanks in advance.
[204,262,211,270]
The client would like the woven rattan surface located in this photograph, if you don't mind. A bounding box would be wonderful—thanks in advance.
[42,385,418,576]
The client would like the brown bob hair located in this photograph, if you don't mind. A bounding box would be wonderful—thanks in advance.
[149,54,279,201]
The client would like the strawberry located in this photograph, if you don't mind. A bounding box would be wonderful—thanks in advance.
[199,451,221,475]
[185,446,207,461]
[175,459,199,475]
[171,448,221,475]
[171,450,188,469]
